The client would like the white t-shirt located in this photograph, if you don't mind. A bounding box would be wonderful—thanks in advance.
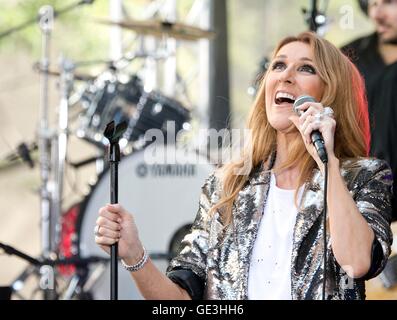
[248,172,304,300]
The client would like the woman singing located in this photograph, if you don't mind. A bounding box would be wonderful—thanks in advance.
[95,31,393,300]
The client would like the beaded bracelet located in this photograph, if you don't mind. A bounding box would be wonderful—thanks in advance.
[121,247,148,272]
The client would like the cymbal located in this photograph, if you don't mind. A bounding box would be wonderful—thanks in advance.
[95,18,216,41]
[33,63,95,81]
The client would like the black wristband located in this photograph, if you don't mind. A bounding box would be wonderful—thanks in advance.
[167,268,205,300]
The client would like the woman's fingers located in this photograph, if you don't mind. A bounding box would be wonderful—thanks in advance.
[97,226,121,239]
[96,216,121,232]
[95,235,118,246]
[99,206,121,223]
[106,203,132,220]
[298,103,323,124]
[302,121,322,145]
[300,114,313,136]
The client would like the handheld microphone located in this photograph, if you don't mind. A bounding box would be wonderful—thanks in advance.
[293,95,328,163]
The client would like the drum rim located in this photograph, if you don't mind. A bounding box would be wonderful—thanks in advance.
[75,159,110,257]
[74,144,215,257]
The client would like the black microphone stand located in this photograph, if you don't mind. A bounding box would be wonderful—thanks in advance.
[0,0,95,40]
[103,121,127,301]
[301,1,330,300]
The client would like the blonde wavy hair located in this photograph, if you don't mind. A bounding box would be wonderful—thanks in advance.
[210,32,370,226]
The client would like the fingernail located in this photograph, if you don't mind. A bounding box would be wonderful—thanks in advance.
[118,218,122,223]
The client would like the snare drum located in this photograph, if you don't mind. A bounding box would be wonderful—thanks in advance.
[59,144,214,299]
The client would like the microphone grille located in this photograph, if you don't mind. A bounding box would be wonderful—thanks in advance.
[293,95,315,115]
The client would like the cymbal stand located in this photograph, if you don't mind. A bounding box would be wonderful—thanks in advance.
[2,1,96,300]
[51,58,75,256]
[37,4,85,300]
[37,5,57,300]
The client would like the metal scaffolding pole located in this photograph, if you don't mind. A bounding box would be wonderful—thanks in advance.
[109,0,123,61]
[208,0,230,132]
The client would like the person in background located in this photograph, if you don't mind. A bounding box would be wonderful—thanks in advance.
[342,0,397,221]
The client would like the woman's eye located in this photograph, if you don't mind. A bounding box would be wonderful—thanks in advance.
[271,61,285,71]
[299,64,316,74]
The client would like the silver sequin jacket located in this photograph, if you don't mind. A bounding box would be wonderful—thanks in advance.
[166,157,393,300]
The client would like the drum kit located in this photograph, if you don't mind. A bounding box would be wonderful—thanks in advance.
[0,4,216,300]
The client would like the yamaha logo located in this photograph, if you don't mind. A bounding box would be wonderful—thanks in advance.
[136,164,149,177]
[136,163,196,177]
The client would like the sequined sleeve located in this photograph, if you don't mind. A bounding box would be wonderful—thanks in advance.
[166,173,219,298]
[351,159,394,279]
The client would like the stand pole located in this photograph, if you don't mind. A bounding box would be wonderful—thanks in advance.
[103,121,127,300]
[109,143,119,300]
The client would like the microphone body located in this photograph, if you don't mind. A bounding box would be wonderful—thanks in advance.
[293,95,328,163]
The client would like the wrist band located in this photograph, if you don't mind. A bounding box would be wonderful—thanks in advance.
[121,247,148,272]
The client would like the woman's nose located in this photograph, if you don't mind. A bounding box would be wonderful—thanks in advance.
[278,68,294,84]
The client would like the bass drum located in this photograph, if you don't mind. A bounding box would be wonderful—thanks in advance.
[77,144,215,299]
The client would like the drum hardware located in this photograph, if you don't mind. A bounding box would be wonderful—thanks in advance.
[2,2,97,299]
[0,242,108,267]
[33,51,165,83]
[33,62,96,82]
[3,2,207,300]
[103,51,170,73]
[95,18,216,42]
[60,262,107,300]
[75,71,191,150]
[123,91,191,144]
[16,143,35,168]
[0,141,38,170]
[37,4,56,300]
[1,240,111,300]
[67,155,105,169]
[0,242,42,267]
[56,251,180,300]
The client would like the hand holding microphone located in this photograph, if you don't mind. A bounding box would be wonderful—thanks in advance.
[289,95,336,165]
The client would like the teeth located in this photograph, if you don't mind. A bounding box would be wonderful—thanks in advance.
[276,92,296,101]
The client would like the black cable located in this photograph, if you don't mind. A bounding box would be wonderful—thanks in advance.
[322,161,328,300]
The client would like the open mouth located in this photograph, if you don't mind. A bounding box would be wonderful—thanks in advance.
[275,91,296,105]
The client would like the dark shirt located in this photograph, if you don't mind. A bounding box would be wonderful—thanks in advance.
[342,33,397,221]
